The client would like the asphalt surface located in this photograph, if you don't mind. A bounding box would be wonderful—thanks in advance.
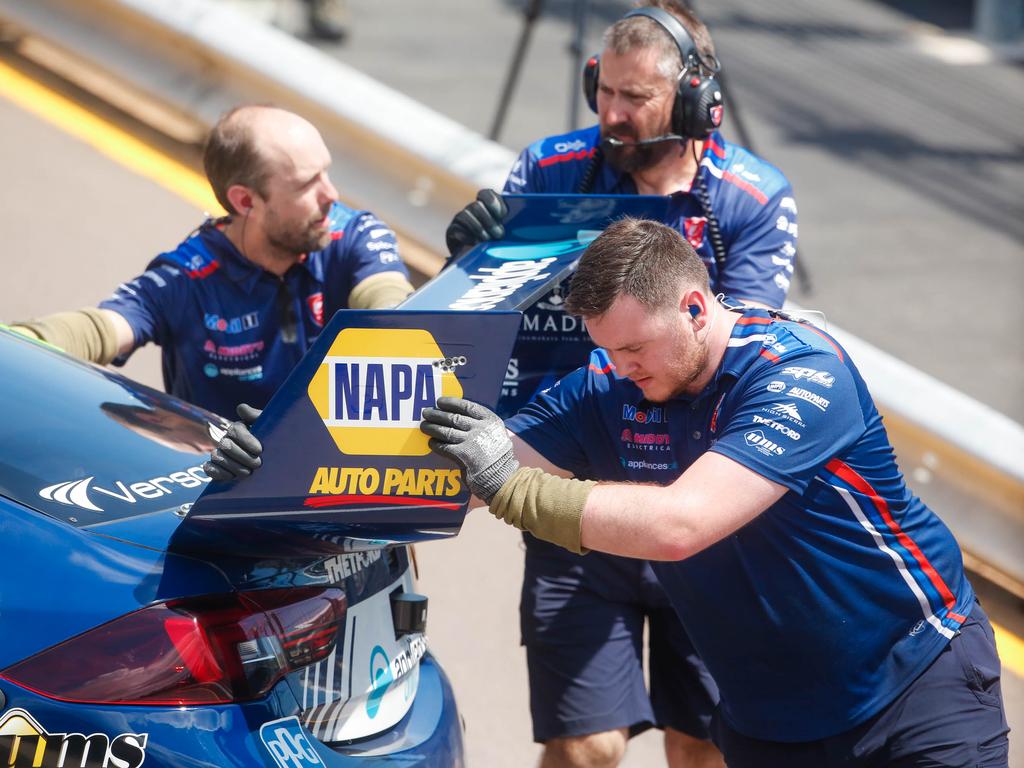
[1,0,1022,765]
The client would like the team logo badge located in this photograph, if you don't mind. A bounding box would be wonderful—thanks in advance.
[306,328,463,456]
[683,217,707,249]
[0,708,148,768]
[306,293,325,327]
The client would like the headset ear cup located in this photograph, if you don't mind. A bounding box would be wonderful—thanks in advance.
[583,55,600,114]
[679,77,724,138]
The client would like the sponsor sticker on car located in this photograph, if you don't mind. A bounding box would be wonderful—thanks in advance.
[0,708,148,768]
[306,327,464,456]
[260,717,323,768]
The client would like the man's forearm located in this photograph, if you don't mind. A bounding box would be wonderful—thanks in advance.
[8,308,132,364]
[348,272,415,309]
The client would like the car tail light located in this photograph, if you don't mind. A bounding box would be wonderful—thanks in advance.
[0,587,345,706]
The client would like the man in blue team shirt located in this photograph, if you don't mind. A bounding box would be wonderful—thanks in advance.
[417,218,1009,767]
[444,2,795,764]
[11,105,413,418]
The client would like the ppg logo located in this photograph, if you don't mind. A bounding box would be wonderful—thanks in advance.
[260,717,323,768]
[307,328,463,456]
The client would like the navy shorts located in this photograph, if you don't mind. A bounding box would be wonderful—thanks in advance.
[520,535,719,743]
[712,600,1010,767]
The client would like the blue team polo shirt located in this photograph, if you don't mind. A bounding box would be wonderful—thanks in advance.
[101,202,407,418]
[498,126,798,416]
[507,308,974,741]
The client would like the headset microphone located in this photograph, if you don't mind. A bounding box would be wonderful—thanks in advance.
[601,134,685,149]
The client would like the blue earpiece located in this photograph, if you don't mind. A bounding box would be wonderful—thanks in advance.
[688,305,700,318]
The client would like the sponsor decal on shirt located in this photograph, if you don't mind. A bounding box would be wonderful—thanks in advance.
[780,366,835,388]
[683,216,707,248]
[620,428,672,452]
[208,364,263,381]
[204,311,260,334]
[766,401,805,425]
[553,138,588,153]
[743,429,786,456]
[775,215,798,238]
[787,387,830,411]
[751,414,801,440]
[766,380,786,393]
[307,292,325,327]
[203,339,266,360]
[0,708,148,768]
[619,457,679,471]
[622,404,666,424]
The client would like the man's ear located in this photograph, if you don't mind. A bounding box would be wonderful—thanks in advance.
[681,290,709,328]
[225,184,255,216]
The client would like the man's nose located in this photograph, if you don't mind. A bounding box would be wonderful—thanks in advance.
[599,95,629,128]
[320,176,339,204]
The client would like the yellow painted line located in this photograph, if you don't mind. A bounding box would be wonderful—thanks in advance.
[0,59,222,215]
[993,621,1024,678]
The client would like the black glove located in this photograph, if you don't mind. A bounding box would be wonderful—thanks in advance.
[444,189,508,258]
[203,403,263,481]
[420,396,519,503]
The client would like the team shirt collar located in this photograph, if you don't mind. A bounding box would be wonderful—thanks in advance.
[625,304,773,413]
[199,220,317,292]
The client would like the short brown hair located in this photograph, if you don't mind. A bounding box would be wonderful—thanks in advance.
[565,218,710,318]
[202,105,274,215]
[604,1,717,81]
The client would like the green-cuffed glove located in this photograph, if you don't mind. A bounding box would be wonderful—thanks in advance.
[203,403,263,481]
[419,396,518,502]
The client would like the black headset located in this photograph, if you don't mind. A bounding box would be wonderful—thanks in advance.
[582,7,724,139]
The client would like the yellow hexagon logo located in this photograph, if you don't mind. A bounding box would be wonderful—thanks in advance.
[307,328,464,456]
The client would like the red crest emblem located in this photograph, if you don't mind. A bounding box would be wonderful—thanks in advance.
[306,292,324,327]
[683,217,707,249]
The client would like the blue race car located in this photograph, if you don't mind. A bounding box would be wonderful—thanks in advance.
[0,194,650,768]
[0,325,478,768]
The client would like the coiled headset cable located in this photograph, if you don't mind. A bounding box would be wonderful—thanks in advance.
[577,144,603,194]
[691,141,727,278]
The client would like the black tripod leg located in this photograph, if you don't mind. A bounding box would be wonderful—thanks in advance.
[567,0,589,131]
[490,0,545,142]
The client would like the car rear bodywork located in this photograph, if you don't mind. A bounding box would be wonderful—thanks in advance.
[0,317,513,766]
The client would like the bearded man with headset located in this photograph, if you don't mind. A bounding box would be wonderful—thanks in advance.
[443,2,798,766]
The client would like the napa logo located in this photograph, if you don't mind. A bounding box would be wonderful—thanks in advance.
[307,328,463,456]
